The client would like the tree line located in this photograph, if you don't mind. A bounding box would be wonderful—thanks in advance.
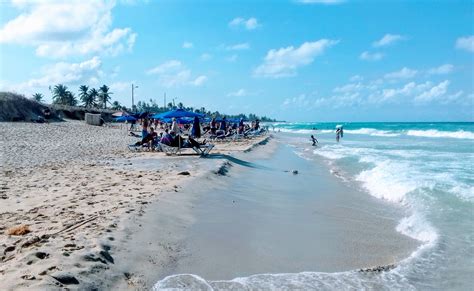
[32,84,122,110]
[31,84,277,122]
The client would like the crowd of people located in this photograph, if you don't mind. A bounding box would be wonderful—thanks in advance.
[129,116,265,151]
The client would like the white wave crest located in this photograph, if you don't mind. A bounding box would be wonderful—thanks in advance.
[396,213,438,244]
[344,128,400,137]
[355,160,418,203]
[406,129,474,140]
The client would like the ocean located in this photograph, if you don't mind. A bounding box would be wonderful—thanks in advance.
[154,122,473,290]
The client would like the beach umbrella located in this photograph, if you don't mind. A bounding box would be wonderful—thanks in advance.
[112,111,129,117]
[160,117,194,124]
[115,115,137,122]
[151,109,204,119]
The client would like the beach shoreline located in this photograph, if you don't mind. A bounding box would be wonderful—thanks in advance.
[118,136,419,290]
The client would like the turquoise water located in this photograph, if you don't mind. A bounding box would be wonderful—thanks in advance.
[270,122,474,289]
[154,122,473,290]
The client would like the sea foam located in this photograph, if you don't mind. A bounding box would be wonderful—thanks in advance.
[406,129,474,139]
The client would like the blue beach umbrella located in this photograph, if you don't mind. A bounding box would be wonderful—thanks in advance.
[151,109,204,119]
[115,115,137,122]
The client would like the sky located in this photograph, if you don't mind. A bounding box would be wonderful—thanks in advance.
[0,0,473,122]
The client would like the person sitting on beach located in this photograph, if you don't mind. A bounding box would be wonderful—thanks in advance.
[255,119,260,130]
[134,127,157,147]
[210,118,217,135]
[191,116,202,138]
[171,117,179,134]
[219,117,227,133]
[160,129,173,146]
[238,118,245,134]
[311,135,318,146]
[142,118,149,138]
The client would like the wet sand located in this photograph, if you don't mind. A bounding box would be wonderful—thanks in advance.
[111,138,419,289]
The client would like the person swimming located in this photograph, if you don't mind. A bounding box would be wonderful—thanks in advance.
[311,135,318,146]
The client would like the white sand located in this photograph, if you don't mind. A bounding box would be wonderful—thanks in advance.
[0,120,269,290]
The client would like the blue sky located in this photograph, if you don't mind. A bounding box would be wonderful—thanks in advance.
[0,0,473,122]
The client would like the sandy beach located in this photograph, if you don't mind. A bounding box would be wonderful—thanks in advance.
[0,120,269,290]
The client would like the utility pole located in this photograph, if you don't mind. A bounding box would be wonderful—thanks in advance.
[131,84,138,112]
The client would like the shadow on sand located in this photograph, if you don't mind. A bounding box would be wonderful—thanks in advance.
[206,154,271,170]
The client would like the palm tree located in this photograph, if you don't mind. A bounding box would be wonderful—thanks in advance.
[52,84,70,105]
[79,85,94,107]
[88,88,99,108]
[65,91,78,106]
[32,93,44,102]
[111,101,122,110]
[177,102,184,109]
[98,85,112,109]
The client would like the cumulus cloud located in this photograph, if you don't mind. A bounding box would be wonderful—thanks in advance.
[311,76,462,108]
[225,43,250,50]
[5,56,103,94]
[200,53,212,61]
[414,80,450,103]
[427,64,454,75]
[359,51,384,61]
[372,34,406,47]
[0,0,136,58]
[147,60,207,88]
[182,41,193,49]
[227,89,247,97]
[455,35,474,52]
[384,67,418,79]
[229,17,259,30]
[254,39,338,78]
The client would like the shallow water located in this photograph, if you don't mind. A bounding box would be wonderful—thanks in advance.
[154,122,473,290]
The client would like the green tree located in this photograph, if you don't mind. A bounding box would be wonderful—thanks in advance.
[177,102,184,109]
[88,88,99,108]
[79,85,94,107]
[32,93,44,102]
[98,85,112,109]
[52,84,76,105]
[65,91,78,106]
[111,101,122,110]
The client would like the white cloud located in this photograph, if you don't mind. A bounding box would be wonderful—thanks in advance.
[191,75,207,86]
[317,77,461,108]
[254,39,338,78]
[229,17,259,30]
[110,81,131,93]
[359,51,384,61]
[296,0,345,4]
[5,56,102,94]
[226,54,238,62]
[349,75,363,82]
[182,41,193,49]
[455,35,474,52]
[414,80,450,103]
[146,60,182,75]
[228,89,247,97]
[225,43,250,50]
[0,0,136,58]
[372,34,406,47]
[200,53,212,61]
[282,94,314,109]
[427,64,454,75]
[147,60,207,88]
[384,67,418,79]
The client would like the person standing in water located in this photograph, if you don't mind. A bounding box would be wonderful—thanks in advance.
[311,135,318,146]
[336,127,342,142]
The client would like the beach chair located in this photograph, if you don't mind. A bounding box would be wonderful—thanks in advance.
[159,142,215,157]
